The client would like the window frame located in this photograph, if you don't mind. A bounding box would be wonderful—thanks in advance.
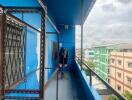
[128,62,132,68]
[118,60,122,65]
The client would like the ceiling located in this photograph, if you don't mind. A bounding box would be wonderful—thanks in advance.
[45,0,96,25]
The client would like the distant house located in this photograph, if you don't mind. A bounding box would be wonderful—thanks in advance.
[83,48,94,61]
[76,49,81,59]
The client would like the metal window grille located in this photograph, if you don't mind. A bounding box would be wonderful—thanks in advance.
[4,15,26,88]
[0,14,26,97]
[0,5,46,99]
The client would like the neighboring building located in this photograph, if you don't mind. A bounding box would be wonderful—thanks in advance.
[76,49,81,59]
[94,46,110,81]
[84,48,94,61]
[108,43,132,94]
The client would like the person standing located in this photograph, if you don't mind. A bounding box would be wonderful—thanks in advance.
[59,47,68,79]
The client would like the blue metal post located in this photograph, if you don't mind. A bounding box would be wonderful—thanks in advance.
[81,0,84,70]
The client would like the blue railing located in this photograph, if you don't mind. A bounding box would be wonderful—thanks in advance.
[75,57,126,100]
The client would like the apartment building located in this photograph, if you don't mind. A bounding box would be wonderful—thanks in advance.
[108,44,132,94]
[94,47,109,81]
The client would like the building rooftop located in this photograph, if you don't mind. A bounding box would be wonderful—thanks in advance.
[91,43,132,50]
[108,43,132,50]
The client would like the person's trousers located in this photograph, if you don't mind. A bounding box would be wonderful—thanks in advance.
[59,66,63,74]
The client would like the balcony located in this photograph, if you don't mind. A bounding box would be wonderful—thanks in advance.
[0,0,127,100]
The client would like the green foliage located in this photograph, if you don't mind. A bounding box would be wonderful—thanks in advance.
[85,68,90,75]
[84,60,96,75]
[124,90,132,100]
[108,91,132,100]
[108,95,119,100]
[85,60,96,70]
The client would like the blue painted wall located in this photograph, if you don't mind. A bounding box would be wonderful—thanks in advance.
[59,26,75,71]
[46,33,58,82]
[0,0,39,7]
[46,19,56,32]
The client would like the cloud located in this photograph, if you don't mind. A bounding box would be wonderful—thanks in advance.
[117,0,132,4]
[102,3,116,12]
[78,0,132,48]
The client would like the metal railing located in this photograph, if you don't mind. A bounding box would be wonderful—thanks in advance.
[76,57,126,100]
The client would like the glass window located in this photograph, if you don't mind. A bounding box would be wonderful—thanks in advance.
[127,77,132,85]
[112,59,115,63]
[108,69,110,74]
[117,72,121,78]
[106,59,107,62]
[108,79,110,83]
[118,60,122,65]
[117,85,121,91]
[128,62,132,68]
[89,52,94,55]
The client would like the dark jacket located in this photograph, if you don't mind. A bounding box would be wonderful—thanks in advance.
[59,47,68,64]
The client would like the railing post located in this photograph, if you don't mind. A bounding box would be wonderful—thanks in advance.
[39,10,46,99]
[89,70,92,86]
[56,23,60,100]
[80,0,84,71]
[56,70,59,100]
[81,24,83,71]
[0,13,6,100]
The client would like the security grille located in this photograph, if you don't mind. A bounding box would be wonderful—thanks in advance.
[0,14,26,90]
[0,5,46,99]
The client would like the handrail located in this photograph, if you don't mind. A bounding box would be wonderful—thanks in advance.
[76,57,126,100]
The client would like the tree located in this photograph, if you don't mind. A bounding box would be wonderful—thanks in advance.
[108,95,119,100]
[108,90,132,100]
[84,60,96,75]
[85,60,96,70]
[124,90,132,100]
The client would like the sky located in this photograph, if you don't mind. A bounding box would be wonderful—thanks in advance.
[76,0,132,49]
